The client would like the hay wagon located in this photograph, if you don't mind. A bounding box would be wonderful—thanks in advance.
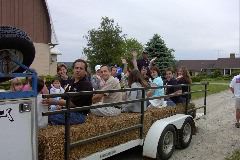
[38,83,207,160]
[0,26,208,160]
[0,81,207,160]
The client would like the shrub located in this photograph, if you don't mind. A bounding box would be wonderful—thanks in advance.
[197,72,207,78]
[231,70,240,78]
[211,69,221,78]
[191,76,201,82]
[223,75,231,80]
[0,81,10,90]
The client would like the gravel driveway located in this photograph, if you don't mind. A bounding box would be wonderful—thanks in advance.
[108,90,240,160]
[171,90,240,160]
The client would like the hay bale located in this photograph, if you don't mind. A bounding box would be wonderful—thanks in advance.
[38,126,65,160]
[147,104,186,122]
[38,111,152,160]
[38,105,190,160]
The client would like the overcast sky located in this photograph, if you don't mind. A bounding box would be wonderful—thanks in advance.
[47,0,239,62]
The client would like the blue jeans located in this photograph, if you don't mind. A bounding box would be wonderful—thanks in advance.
[49,112,86,125]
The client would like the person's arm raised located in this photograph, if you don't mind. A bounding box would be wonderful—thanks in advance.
[131,51,139,70]
[149,57,157,68]
[121,58,128,74]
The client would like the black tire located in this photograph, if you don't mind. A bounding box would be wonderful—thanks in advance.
[0,26,35,82]
[156,125,176,160]
[178,117,193,149]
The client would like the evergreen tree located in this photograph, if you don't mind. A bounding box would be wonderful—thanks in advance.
[83,17,125,69]
[145,34,175,75]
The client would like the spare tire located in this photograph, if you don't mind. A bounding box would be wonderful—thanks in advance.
[0,26,35,82]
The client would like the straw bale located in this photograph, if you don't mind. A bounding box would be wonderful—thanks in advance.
[38,111,152,160]
[147,102,197,123]
[147,104,186,122]
[38,104,194,160]
[38,126,65,160]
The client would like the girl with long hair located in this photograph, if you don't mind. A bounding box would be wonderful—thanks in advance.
[122,69,148,113]
[176,66,192,103]
[147,66,165,107]
[10,78,23,91]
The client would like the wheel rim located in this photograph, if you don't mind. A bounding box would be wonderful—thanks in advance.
[183,123,191,143]
[0,49,23,73]
[162,131,174,155]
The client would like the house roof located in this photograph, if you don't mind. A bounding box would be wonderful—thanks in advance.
[177,58,240,71]
[214,58,240,69]
[176,60,216,71]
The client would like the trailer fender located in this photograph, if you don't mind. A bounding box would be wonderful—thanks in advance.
[143,114,192,159]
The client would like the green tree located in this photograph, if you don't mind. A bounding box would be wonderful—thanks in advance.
[121,38,143,66]
[145,34,175,75]
[83,17,125,70]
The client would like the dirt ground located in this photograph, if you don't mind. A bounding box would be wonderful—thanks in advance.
[170,90,240,160]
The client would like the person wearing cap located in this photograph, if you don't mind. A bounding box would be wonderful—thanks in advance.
[132,51,156,83]
[91,65,104,90]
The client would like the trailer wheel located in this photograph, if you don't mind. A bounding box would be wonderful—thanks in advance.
[179,117,193,149]
[156,125,176,160]
[0,26,35,82]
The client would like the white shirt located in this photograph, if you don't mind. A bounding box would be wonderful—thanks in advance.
[50,85,65,94]
[230,74,240,97]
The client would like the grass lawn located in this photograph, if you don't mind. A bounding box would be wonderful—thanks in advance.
[225,150,240,160]
[191,82,229,100]
[202,78,231,83]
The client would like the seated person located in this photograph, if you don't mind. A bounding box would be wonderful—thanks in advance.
[42,59,93,125]
[10,78,23,91]
[56,63,71,89]
[111,65,117,78]
[49,77,65,111]
[91,65,105,90]
[22,68,49,94]
[131,50,156,85]
[91,65,122,116]
[165,68,182,106]
[176,66,192,103]
[147,66,165,107]
[122,69,147,113]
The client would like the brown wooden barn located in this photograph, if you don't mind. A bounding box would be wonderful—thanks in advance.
[0,0,59,75]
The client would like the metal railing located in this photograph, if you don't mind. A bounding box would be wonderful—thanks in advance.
[42,82,208,160]
[0,59,38,99]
